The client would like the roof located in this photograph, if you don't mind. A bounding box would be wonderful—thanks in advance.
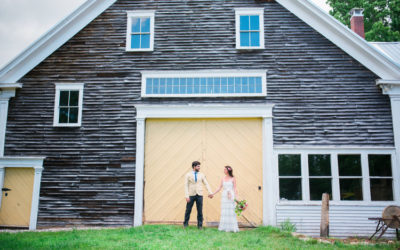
[0,0,400,83]
[370,42,400,66]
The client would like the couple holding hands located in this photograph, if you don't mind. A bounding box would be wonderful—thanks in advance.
[183,161,239,232]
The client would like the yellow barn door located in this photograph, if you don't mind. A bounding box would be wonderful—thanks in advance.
[144,118,263,226]
[0,168,35,227]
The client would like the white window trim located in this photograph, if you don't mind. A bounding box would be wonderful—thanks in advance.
[53,83,84,127]
[235,8,265,50]
[0,157,45,230]
[126,10,155,52]
[140,70,268,97]
[275,147,398,206]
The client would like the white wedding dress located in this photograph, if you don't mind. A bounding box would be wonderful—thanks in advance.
[218,180,239,232]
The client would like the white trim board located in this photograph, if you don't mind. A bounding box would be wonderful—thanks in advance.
[0,157,45,230]
[133,103,275,226]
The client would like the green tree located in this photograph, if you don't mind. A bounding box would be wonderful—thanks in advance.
[326,0,400,41]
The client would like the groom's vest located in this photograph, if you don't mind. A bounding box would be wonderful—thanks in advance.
[184,171,212,198]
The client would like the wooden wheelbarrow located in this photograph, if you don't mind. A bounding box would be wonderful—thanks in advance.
[369,205,400,240]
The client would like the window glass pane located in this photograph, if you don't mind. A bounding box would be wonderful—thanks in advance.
[59,91,69,106]
[250,15,260,30]
[131,34,140,49]
[240,32,250,47]
[234,77,241,93]
[250,32,260,47]
[338,155,361,176]
[200,78,207,93]
[255,77,262,93]
[69,91,79,106]
[240,15,250,31]
[193,78,200,94]
[213,78,220,94]
[187,78,193,94]
[228,77,234,93]
[241,77,248,93]
[166,78,173,94]
[248,77,255,93]
[280,178,302,200]
[310,178,332,200]
[180,78,186,94]
[159,78,166,94]
[221,77,228,93]
[153,78,159,94]
[207,78,213,94]
[173,78,179,94]
[339,178,363,200]
[279,154,301,176]
[370,179,393,201]
[141,34,150,48]
[141,17,150,32]
[308,154,331,176]
[369,155,392,177]
[131,18,140,32]
[69,108,79,123]
[146,78,153,94]
[59,108,69,123]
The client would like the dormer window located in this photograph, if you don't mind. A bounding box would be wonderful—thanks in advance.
[235,8,264,50]
[126,11,155,52]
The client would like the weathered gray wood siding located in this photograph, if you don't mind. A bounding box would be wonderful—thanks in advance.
[4,0,394,227]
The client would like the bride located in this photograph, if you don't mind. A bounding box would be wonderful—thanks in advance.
[211,166,239,232]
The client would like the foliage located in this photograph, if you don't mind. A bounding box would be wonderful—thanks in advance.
[326,0,400,41]
[0,225,398,250]
[280,218,297,232]
[234,199,248,216]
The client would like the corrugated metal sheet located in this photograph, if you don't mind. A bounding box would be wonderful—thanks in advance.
[277,204,396,238]
[370,42,400,66]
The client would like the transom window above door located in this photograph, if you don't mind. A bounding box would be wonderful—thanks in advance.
[141,70,267,97]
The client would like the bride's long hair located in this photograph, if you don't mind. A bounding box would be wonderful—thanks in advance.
[225,166,234,177]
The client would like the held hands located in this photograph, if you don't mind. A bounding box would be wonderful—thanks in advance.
[208,194,214,198]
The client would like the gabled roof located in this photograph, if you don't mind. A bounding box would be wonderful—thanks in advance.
[0,0,400,83]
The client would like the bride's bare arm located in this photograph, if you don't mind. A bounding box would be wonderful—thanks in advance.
[212,178,223,196]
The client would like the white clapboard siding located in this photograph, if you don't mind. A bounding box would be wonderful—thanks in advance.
[277,204,396,238]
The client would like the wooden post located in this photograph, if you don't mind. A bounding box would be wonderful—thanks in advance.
[320,193,329,237]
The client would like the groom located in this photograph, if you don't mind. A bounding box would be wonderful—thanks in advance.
[183,161,213,229]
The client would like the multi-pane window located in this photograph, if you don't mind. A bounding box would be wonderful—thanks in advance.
[338,155,363,200]
[53,83,84,127]
[369,155,393,201]
[126,11,155,51]
[308,155,332,200]
[277,152,394,203]
[141,71,267,97]
[235,8,264,49]
[279,154,302,200]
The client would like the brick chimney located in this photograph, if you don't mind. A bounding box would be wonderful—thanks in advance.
[350,8,365,38]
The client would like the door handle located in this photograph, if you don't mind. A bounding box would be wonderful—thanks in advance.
[258,186,262,190]
[2,188,11,192]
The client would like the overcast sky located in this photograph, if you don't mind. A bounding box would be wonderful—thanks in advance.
[0,0,331,69]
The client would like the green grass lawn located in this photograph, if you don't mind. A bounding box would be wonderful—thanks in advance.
[0,225,398,250]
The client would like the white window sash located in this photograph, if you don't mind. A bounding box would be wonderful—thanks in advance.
[53,83,84,127]
[126,11,155,52]
[235,8,265,50]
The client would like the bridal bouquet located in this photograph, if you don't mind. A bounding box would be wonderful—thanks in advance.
[234,199,248,216]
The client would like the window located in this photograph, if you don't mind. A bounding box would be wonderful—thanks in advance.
[338,155,363,200]
[279,154,302,200]
[126,11,155,51]
[235,8,264,49]
[308,155,332,200]
[369,155,393,201]
[141,70,267,97]
[53,83,84,127]
[277,151,395,203]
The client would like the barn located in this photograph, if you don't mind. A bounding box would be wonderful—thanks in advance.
[0,0,399,237]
